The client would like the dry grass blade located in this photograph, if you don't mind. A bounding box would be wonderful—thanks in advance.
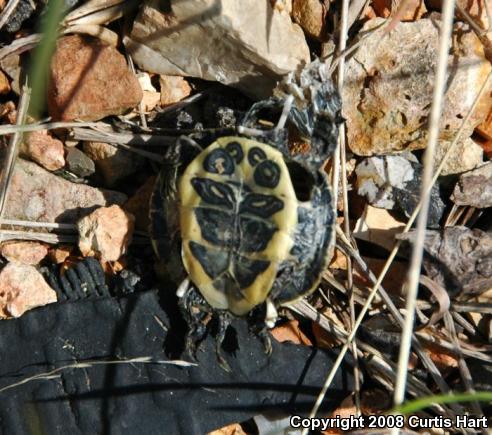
[0,85,31,242]
[71,126,174,147]
[383,0,421,34]
[418,275,450,327]
[72,128,165,162]
[332,0,363,420]
[0,357,196,394]
[347,0,370,31]
[0,229,77,244]
[0,33,42,61]
[0,219,76,230]
[0,121,99,136]
[393,0,457,415]
[443,313,483,417]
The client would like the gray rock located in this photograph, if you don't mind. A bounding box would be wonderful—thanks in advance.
[393,165,445,229]
[451,162,492,208]
[356,156,445,228]
[356,156,414,209]
[434,137,483,176]
[5,159,126,223]
[342,18,492,156]
[82,141,144,187]
[66,147,96,178]
[124,0,310,98]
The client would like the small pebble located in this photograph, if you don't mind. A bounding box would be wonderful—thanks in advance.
[66,147,96,178]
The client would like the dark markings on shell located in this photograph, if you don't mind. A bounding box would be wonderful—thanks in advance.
[213,272,244,299]
[239,216,277,252]
[239,193,283,218]
[191,177,235,209]
[225,141,244,163]
[189,241,228,279]
[254,160,281,188]
[203,148,235,175]
[248,147,267,166]
[233,255,270,289]
[195,208,233,247]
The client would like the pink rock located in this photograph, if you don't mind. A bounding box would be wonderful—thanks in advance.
[48,245,73,264]
[0,241,48,265]
[159,75,192,106]
[48,35,143,121]
[292,0,327,40]
[78,205,135,261]
[21,130,65,171]
[5,158,126,224]
[0,263,57,319]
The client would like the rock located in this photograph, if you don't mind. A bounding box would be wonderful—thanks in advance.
[78,205,135,261]
[48,245,73,264]
[5,158,126,223]
[353,205,405,252]
[399,227,492,295]
[476,106,492,140]
[137,72,161,112]
[356,155,445,227]
[48,35,143,121]
[0,263,57,319]
[356,155,415,209]
[159,75,192,106]
[125,0,309,98]
[0,54,21,94]
[65,147,96,178]
[83,141,144,187]
[291,0,327,40]
[371,0,426,20]
[393,164,445,228]
[434,137,483,176]
[342,18,492,156]
[451,162,492,208]
[123,176,156,231]
[0,70,10,94]
[20,130,65,171]
[3,0,35,33]
[0,241,48,265]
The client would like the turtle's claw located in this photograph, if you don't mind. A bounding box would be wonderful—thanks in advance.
[216,344,232,373]
[258,328,272,356]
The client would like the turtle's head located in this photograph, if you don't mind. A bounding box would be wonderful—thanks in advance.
[239,59,343,172]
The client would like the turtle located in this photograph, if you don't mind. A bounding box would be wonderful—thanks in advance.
[150,60,342,369]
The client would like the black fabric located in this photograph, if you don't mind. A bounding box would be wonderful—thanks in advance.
[0,290,354,435]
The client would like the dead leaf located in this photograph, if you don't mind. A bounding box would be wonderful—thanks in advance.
[207,423,247,435]
[322,394,357,434]
[271,319,312,346]
[418,275,450,328]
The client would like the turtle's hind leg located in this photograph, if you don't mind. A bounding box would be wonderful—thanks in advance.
[248,298,276,356]
[176,280,234,371]
[215,311,233,372]
[177,281,211,361]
